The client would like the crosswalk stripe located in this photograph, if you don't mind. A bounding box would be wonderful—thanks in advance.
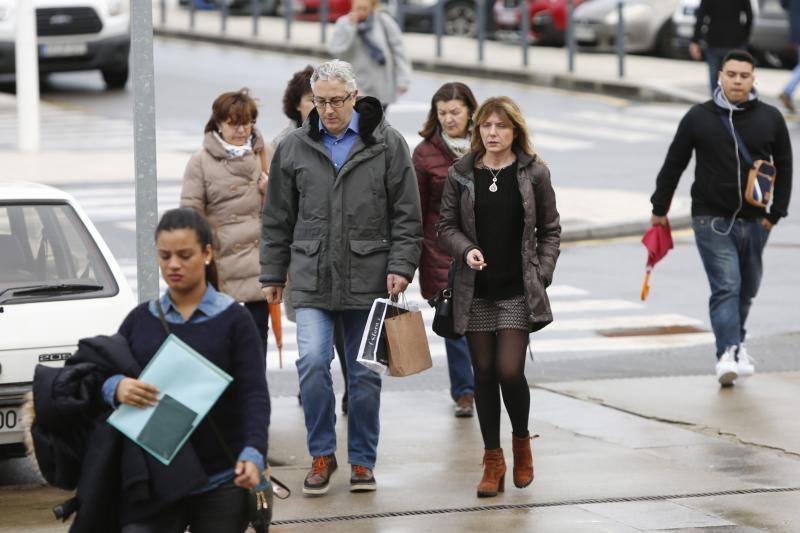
[570,110,678,133]
[544,313,703,332]
[531,132,593,151]
[527,116,659,143]
[551,299,644,313]
[531,333,715,352]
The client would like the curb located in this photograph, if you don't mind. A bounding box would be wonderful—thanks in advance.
[561,214,692,243]
[155,28,697,105]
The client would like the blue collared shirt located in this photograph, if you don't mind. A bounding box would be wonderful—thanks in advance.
[102,285,263,491]
[319,109,360,172]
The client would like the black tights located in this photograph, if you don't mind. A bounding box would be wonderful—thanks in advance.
[467,329,531,450]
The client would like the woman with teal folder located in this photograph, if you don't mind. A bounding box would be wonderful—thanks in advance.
[103,208,270,533]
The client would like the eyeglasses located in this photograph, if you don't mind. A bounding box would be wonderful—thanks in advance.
[311,92,352,110]
[224,120,255,130]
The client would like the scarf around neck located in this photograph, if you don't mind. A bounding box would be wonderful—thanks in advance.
[357,13,386,66]
[213,131,254,159]
[441,130,471,158]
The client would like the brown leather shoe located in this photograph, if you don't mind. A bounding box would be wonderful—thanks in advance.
[512,434,535,488]
[350,465,377,492]
[454,394,474,418]
[780,92,796,114]
[477,448,506,498]
[303,454,337,496]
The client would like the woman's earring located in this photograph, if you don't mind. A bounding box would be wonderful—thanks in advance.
[205,261,210,266]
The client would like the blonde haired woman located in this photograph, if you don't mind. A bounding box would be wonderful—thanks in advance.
[437,96,561,498]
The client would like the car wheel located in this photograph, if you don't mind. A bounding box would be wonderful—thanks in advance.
[101,62,129,90]
[444,0,477,37]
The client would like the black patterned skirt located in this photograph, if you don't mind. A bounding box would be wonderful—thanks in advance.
[466,295,530,332]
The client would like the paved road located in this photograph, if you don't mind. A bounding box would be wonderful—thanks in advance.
[1,38,796,376]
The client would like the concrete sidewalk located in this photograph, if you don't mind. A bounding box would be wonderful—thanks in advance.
[260,376,800,532]
[154,5,796,106]
[4,364,799,532]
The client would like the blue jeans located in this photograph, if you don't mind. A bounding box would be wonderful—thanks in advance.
[783,45,800,97]
[705,47,737,95]
[692,216,770,358]
[295,307,381,469]
[445,336,474,401]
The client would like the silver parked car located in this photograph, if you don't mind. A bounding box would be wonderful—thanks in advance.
[672,0,796,67]
[573,0,681,56]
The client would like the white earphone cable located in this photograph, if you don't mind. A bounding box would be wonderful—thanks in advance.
[713,80,743,236]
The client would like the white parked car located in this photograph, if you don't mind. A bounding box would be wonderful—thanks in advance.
[0,181,135,458]
[0,0,131,89]
[573,0,681,56]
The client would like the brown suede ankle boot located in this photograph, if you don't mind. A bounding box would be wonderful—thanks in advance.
[512,434,534,488]
[477,448,506,498]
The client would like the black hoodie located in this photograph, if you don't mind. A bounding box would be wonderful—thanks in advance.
[651,96,792,225]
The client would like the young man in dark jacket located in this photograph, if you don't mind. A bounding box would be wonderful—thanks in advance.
[690,0,753,94]
[650,50,792,386]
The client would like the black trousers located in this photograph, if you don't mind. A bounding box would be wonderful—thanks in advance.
[244,300,269,356]
[121,483,249,533]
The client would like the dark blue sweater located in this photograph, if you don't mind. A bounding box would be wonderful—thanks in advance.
[119,302,270,476]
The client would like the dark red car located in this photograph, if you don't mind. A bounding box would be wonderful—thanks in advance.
[296,0,348,21]
[494,0,586,45]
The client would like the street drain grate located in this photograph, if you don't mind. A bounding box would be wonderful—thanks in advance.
[271,486,800,525]
[598,325,707,337]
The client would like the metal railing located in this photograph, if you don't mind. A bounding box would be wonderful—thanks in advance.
[156,0,628,76]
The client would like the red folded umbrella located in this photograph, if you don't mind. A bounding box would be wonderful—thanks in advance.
[641,223,673,300]
[269,303,283,368]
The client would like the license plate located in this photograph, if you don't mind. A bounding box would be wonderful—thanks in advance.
[39,43,88,58]
[0,406,21,433]
[497,9,518,25]
[574,25,596,41]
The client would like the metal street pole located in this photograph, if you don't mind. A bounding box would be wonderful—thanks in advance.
[477,0,485,63]
[15,0,40,153]
[616,1,625,78]
[435,0,443,58]
[252,0,260,36]
[131,0,160,302]
[284,0,292,41]
[567,0,575,73]
[320,0,328,43]
[520,0,529,67]
[221,0,229,33]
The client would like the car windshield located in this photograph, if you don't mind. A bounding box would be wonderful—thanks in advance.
[0,201,117,304]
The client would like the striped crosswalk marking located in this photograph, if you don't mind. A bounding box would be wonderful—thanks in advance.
[0,98,683,154]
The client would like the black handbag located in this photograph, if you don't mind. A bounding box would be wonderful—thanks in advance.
[429,261,462,340]
[155,300,290,533]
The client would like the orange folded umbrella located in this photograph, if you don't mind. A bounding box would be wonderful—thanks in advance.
[641,223,673,301]
[268,303,283,368]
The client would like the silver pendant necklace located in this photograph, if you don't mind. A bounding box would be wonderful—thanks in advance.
[486,165,506,193]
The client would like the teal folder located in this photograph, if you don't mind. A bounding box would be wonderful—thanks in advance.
[108,334,233,465]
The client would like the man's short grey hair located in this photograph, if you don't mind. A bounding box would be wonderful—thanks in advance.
[311,60,358,93]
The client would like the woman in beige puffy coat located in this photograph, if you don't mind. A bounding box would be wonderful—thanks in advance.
[181,88,270,353]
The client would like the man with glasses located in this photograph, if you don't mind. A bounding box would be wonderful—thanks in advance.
[649,50,792,387]
[260,60,422,496]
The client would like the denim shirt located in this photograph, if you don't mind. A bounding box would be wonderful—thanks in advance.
[320,109,360,172]
[102,285,264,490]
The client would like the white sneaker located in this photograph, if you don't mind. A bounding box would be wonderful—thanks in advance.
[737,344,756,377]
[715,346,739,386]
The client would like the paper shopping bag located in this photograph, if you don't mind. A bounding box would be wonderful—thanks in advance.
[357,298,392,374]
[384,309,432,377]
